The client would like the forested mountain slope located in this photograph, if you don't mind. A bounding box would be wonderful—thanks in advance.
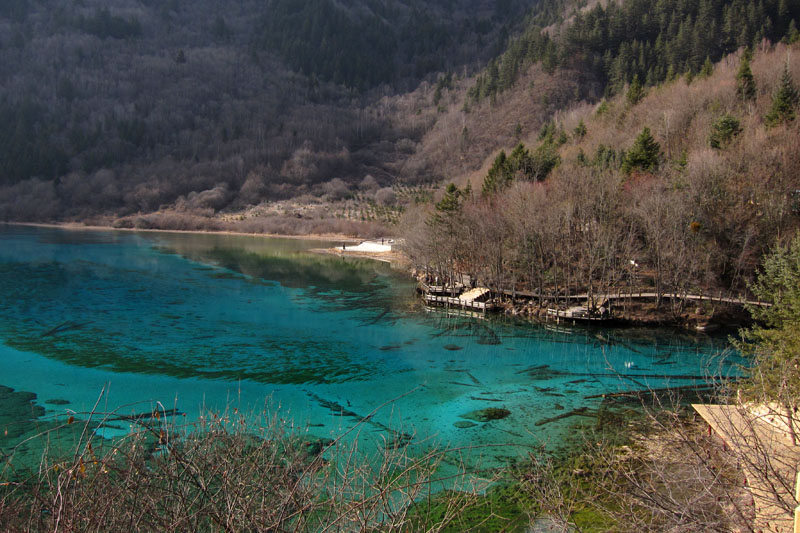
[1,0,798,251]
[0,0,527,221]
[257,0,524,90]
[409,0,800,183]
[406,42,800,305]
[398,0,800,302]
[470,0,800,102]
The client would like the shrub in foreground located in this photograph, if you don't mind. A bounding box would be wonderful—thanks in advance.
[0,405,489,532]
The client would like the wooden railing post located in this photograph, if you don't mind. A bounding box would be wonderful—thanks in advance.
[795,470,800,533]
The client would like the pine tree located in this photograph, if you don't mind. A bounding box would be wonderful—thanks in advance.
[627,75,645,105]
[577,148,588,166]
[508,143,533,178]
[699,56,713,78]
[675,149,689,173]
[765,64,799,127]
[435,184,462,214]
[573,119,587,139]
[736,52,756,102]
[428,184,463,233]
[786,19,800,44]
[621,127,661,174]
[463,181,473,200]
[482,151,511,196]
[735,234,800,444]
[538,121,557,142]
[530,141,561,180]
[778,0,790,35]
[541,41,558,74]
[709,114,742,149]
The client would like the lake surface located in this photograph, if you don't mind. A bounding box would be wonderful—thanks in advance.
[0,225,740,471]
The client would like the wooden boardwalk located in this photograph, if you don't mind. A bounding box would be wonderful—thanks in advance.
[600,291,767,307]
[545,306,614,324]
[421,281,770,317]
[423,291,494,313]
[693,403,799,532]
[502,289,768,307]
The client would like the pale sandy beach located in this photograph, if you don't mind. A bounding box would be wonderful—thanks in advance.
[5,221,408,265]
[4,221,364,243]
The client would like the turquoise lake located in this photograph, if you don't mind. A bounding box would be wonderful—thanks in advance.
[0,225,741,470]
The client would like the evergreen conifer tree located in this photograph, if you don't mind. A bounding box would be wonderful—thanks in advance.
[765,64,799,127]
[482,151,511,196]
[675,149,689,173]
[787,19,800,44]
[736,52,757,102]
[577,148,588,166]
[434,184,462,215]
[463,181,473,200]
[699,56,714,78]
[508,143,533,177]
[621,127,661,174]
[428,183,463,237]
[626,74,645,105]
[530,141,561,180]
[709,114,742,149]
[736,234,800,443]
[573,120,587,139]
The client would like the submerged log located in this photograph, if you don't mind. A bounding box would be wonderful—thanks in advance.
[448,381,482,388]
[465,371,482,386]
[40,321,91,337]
[584,383,717,400]
[535,407,594,426]
[469,396,504,402]
[109,408,182,422]
[305,391,414,446]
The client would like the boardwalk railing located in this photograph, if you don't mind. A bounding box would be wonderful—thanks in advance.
[598,291,768,307]
[500,288,768,308]
[545,307,613,323]
[419,282,464,296]
[423,294,494,312]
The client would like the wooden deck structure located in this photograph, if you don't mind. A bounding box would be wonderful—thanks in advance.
[420,279,767,320]
[421,285,495,313]
[423,305,491,320]
[545,306,614,324]
[418,282,464,296]
[693,403,800,532]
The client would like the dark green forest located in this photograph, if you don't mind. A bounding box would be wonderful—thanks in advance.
[470,0,800,102]
[257,0,398,89]
[256,0,526,89]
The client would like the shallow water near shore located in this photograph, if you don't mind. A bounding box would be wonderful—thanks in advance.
[0,225,742,473]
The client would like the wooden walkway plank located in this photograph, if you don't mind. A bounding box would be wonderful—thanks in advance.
[693,403,800,533]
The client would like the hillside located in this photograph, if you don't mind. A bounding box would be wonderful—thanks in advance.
[406,41,800,309]
[0,0,527,224]
[1,0,799,257]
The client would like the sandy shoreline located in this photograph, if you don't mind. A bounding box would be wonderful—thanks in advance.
[3,221,365,244]
[4,221,409,266]
[311,247,409,266]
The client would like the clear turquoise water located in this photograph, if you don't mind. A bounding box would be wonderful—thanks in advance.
[0,225,740,469]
